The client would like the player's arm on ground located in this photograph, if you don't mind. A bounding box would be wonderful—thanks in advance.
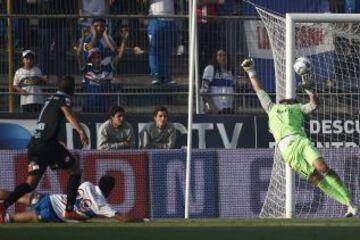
[241,58,274,113]
[61,106,89,145]
[111,213,144,222]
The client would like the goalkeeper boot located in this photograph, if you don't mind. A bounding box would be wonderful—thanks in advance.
[0,202,6,224]
[345,204,358,218]
[63,210,87,221]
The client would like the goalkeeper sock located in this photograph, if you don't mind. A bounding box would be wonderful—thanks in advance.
[4,183,33,208]
[325,170,352,204]
[65,174,81,212]
[318,170,352,206]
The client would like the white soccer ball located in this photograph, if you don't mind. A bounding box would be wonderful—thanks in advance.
[293,57,311,75]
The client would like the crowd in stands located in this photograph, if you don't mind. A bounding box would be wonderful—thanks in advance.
[4,0,359,114]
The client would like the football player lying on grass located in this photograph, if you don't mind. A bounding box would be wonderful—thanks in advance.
[0,175,143,223]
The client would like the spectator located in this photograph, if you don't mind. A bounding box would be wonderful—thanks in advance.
[175,0,187,55]
[139,0,177,85]
[83,18,116,66]
[78,0,109,28]
[329,0,344,13]
[197,0,225,73]
[98,106,135,150]
[82,35,127,112]
[37,0,77,77]
[218,0,243,75]
[109,0,147,56]
[200,48,235,114]
[344,0,360,13]
[75,27,91,71]
[13,50,48,113]
[140,106,177,149]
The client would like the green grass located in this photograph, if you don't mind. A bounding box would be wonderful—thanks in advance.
[1,219,360,240]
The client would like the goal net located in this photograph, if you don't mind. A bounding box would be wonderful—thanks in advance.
[254,5,360,218]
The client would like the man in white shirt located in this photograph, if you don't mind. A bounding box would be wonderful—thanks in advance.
[0,175,139,223]
[13,50,48,113]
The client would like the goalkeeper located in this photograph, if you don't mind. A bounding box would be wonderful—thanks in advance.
[241,58,357,217]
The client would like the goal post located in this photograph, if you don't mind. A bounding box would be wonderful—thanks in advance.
[254,3,360,218]
[285,13,360,218]
[285,14,296,218]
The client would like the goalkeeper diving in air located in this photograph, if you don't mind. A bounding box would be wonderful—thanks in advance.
[241,58,357,217]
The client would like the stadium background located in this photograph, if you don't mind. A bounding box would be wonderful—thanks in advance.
[2,1,360,239]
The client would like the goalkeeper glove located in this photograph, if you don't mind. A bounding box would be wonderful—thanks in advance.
[300,73,314,96]
[241,58,257,78]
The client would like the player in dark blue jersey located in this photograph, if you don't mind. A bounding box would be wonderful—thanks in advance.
[0,76,89,223]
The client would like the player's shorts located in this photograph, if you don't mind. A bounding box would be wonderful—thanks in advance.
[30,194,63,222]
[282,136,321,179]
[27,140,75,175]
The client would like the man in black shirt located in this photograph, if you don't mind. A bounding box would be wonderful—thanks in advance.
[0,76,89,223]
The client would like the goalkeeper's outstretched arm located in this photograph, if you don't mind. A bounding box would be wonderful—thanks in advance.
[241,58,274,113]
[241,58,263,93]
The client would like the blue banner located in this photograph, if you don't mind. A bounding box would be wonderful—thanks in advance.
[149,150,217,218]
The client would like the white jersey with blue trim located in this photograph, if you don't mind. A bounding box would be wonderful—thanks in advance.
[202,65,235,111]
[49,182,117,222]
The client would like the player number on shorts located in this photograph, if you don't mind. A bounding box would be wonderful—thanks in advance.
[36,122,46,130]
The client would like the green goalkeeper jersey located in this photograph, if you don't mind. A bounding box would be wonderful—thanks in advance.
[256,90,315,144]
[268,103,306,143]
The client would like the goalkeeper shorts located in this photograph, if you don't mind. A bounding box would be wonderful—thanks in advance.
[282,136,321,179]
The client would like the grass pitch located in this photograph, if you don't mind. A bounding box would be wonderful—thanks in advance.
[1,219,360,240]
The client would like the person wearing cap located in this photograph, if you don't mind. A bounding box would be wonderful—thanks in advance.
[82,41,127,112]
[97,106,135,150]
[13,50,48,113]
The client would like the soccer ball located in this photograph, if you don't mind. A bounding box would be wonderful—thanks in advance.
[293,57,311,75]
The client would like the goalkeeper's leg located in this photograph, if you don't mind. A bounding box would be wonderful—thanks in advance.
[309,158,357,217]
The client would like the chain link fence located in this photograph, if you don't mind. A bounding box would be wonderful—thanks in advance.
[0,0,266,114]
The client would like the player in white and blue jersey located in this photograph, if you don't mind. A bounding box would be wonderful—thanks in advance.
[0,175,138,223]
